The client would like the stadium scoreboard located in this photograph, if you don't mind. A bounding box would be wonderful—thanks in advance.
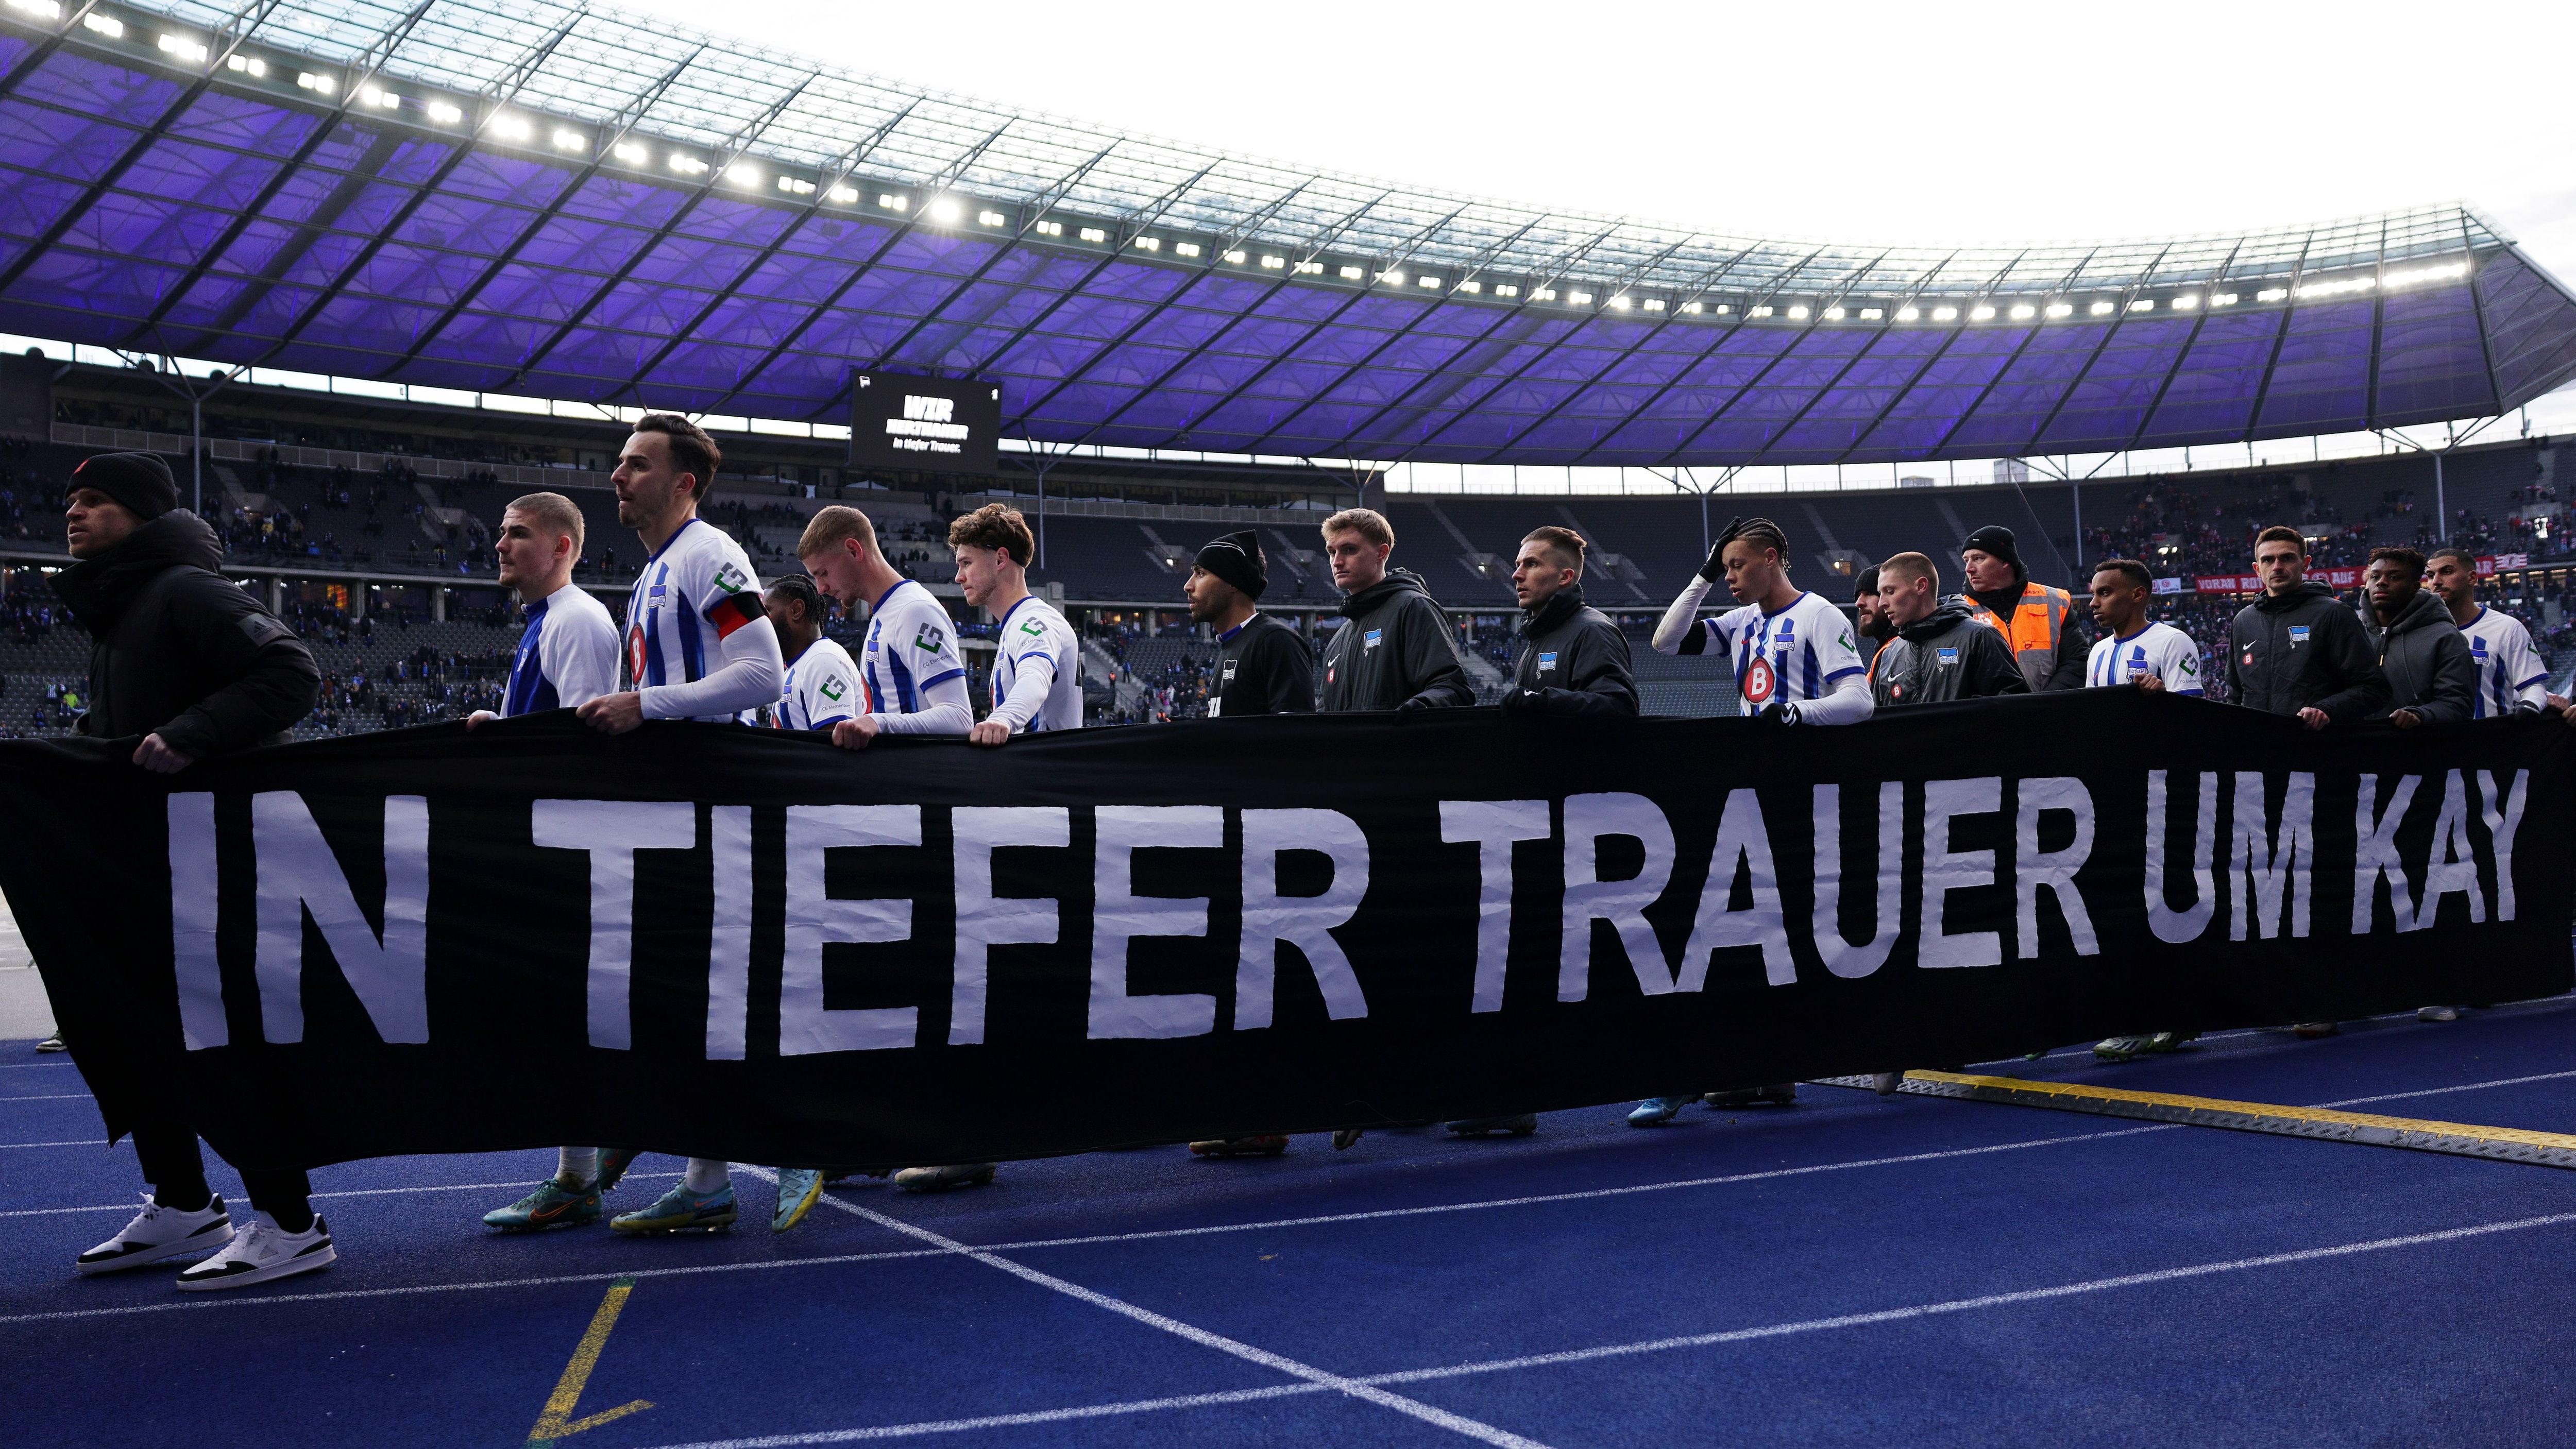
[848,372,1001,474]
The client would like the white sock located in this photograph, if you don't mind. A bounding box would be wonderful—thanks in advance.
[556,1147,598,1187]
[683,1158,730,1194]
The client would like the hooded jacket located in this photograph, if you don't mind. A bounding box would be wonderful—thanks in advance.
[1211,611,1316,717]
[1870,601,2030,706]
[53,510,320,756]
[2224,582,2387,722]
[2360,589,2475,724]
[1507,584,1636,717]
[1317,567,1475,712]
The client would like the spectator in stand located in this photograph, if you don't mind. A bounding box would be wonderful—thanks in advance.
[1958,524,2085,692]
[2224,525,2387,733]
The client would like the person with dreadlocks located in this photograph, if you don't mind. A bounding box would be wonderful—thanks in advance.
[1626,515,1869,1128]
[752,572,860,733]
[1650,515,1873,726]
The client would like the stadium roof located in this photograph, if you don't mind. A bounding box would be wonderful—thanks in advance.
[5,0,2576,469]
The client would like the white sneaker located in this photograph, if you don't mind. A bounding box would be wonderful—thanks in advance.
[175,1213,334,1291]
[2417,1005,2460,1022]
[76,1192,233,1275]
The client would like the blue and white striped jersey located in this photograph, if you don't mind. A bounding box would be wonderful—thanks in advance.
[1690,592,1865,713]
[989,593,1083,734]
[2459,605,2551,717]
[2083,621,2204,694]
[502,584,620,717]
[771,636,861,731]
[860,578,969,718]
[622,517,767,721]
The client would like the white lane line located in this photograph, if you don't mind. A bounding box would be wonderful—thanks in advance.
[2316,1068,2576,1110]
[630,1207,2576,1447]
[0,1094,89,1103]
[743,1167,1554,1449]
[0,1181,538,1220]
[0,1123,2177,1324]
[0,1139,123,1150]
[0,1062,73,1071]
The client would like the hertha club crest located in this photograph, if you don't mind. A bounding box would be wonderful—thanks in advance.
[1741,654,1776,704]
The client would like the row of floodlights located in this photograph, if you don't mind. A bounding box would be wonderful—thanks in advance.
[21,1,2481,319]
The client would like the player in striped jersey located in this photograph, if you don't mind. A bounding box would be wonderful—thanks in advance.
[951,504,1083,742]
[2428,548,2554,718]
[2081,558,2205,695]
[758,573,860,732]
[795,505,973,751]
[572,417,805,1236]
[1650,515,1872,726]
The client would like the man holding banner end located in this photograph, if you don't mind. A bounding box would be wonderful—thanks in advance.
[2223,525,2386,731]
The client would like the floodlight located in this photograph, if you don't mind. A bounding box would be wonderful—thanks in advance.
[1131,235,1159,251]
[1338,265,1362,279]
[2256,287,2287,302]
[2008,304,2035,320]
[1458,280,1483,295]
[2211,292,2239,306]
[1294,260,1323,274]
[1821,305,1843,320]
[2127,298,2153,311]
[725,163,761,186]
[1931,306,1958,321]
[81,11,120,37]
[2044,302,2072,318]
[670,154,708,176]
[1679,300,1700,314]
[1080,227,1110,243]
[927,196,962,224]
[2173,295,2199,311]
[1534,288,1558,301]
[1749,304,1772,317]
[889,195,918,213]
[777,176,814,196]
[487,112,532,142]
[1969,305,1996,321]
[426,100,463,124]
[1785,304,1808,319]
[1494,284,1519,298]
[1033,218,1062,235]
[1376,270,1405,285]
[614,141,648,164]
[1569,291,1594,305]
[1608,294,1632,309]
[1859,308,1882,320]
[5,0,62,18]
[224,54,265,76]
[158,32,210,62]
[295,71,334,93]
[2088,300,2114,315]
[1260,255,1285,269]
[1223,249,1245,263]
[553,128,585,152]
[979,210,1007,227]
[1174,241,1201,257]
[1643,298,1664,311]
[1895,305,1920,322]
[1417,275,1440,288]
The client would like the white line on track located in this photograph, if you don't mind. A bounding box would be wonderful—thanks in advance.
[0,1181,537,1219]
[0,1094,90,1103]
[2315,1068,2576,1110]
[0,1139,122,1150]
[0,1062,74,1071]
[630,1208,2576,1447]
[739,1166,1554,1449]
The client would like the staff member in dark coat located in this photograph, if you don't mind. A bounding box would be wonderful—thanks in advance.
[2358,545,2474,728]
[50,452,333,1292]
[1315,507,1474,713]
[1184,530,1314,718]
[1870,552,2027,706]
[2225,525,2387,730]
[1500,525,1636,718]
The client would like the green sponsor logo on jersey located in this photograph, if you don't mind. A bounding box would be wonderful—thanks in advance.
[1019,617,1045,637]
[819,676,847,702]
[713,561,751,595]
[913,622,946,653]
[2178,654,2198,675]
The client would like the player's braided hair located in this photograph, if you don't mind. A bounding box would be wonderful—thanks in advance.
[1716,515,1789,559]
[768,571,824,626]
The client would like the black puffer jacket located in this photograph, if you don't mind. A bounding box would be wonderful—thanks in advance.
[1507,585,1636,717]
[1317,568,1475,712]
[53,510,319,755]
[1869,602,2029,706]
[2224,582,2387,722]
[2360,589,2475,724]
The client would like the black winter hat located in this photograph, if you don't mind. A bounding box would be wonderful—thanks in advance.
[1961,524,2021,573]
[1194,529,1267,601]
[67,451,178,521]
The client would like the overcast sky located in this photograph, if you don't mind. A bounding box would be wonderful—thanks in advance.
[621,0,2576,266]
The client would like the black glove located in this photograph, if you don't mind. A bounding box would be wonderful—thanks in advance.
[1396,694,1438,719]
[1499,688,1542,717]
[1698,522,1735,583]
[1750,701,1798,727]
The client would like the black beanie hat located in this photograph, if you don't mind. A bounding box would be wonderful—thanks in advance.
[1853,565,1879,603]
[1194,530,1267,601]
[1962,524,2021,575]
[67,451,178,521]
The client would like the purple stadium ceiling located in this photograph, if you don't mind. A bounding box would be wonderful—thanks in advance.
[3,2,2575,468]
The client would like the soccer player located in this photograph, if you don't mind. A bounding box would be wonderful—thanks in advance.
[575,415,790,1235]
[2223,525,2386,731]
[1652,515,1871,724]
[471,492,636,1233]
[1629,517,1866,1127]
[1871,553,2027,705]
[759,573,860,732]
[2081,558,2204,695]
[2360,546,2472,729]
[1958,524,2084,691]
[952,503,1082,743]
[1498,525,1636,718]
[1315,507,1474,713]
[1184,529,1314,717]
[796,505,973,751]
[2428,547,2552,718]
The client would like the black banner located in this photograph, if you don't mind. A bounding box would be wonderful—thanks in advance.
[1,692,2566,1172]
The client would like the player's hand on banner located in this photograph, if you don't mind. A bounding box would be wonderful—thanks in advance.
[1499,688,1541,717]
[1395,695,1437,721]
[2392,707,2423,729]
[969,720,1011,746]
[832,716,880,750]
[2296,706,2330,730]
[463,709,498,730]
[577,692,646,735]
[2136,674,2165,695]
[1751,701,1797,728]
[131,732,193,773]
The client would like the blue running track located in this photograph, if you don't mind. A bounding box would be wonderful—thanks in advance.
[6,999,2576,1446]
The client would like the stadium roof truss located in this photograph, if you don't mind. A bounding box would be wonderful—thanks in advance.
[4,0,2576,468]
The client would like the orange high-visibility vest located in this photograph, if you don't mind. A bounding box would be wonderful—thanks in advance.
[1963,582,2073,692]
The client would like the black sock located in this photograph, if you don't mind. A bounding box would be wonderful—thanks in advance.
[152,1184,212,1213]
[264,1203,316,1234]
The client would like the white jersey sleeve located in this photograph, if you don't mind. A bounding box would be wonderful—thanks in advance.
[989,595,1084,734]
[535,586,621,711]
[624,518,779,721]
[2087,622,2204,694]
[778,637,861,731]
[860,579,973,735]
[2462,607,2551,717]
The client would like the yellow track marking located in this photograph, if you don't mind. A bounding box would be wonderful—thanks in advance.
[526,1275,653,1446]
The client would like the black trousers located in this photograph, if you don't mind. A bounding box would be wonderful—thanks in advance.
[130,1117,311,1222]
